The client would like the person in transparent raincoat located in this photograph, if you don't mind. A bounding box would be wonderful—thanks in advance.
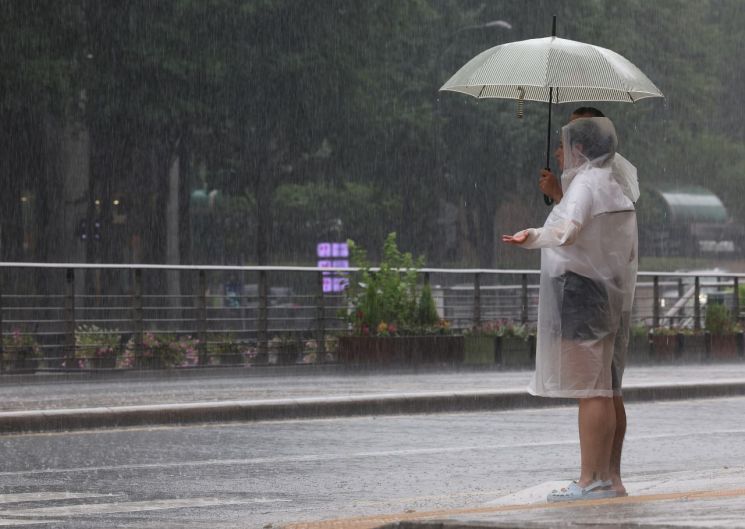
[503,117,638,502]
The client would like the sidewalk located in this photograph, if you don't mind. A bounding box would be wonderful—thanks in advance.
[286,466,745,529]
[2,362,745,433]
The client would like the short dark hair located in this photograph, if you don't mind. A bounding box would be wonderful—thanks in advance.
[571,106,605,118]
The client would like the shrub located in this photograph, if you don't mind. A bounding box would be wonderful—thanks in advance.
[344,232,448,336]
[705,303,735,335]
[74,324,120,368]
[206,333,253,365]
[650,326,680,336]
[416,284,440,327]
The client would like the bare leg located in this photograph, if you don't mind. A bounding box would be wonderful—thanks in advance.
[609,396,627,495]
[577,397,616,487]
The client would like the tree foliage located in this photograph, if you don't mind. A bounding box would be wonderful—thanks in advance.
[3,1,745,268]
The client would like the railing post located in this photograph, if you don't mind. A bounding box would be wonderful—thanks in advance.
[677,277,683,298]
[258,269,268,361]
[694,275,701,331]
[0,269,4,373]
[652,275,660,328]
[473,272,481,329]
[197,269,208,365]
[64,268,76,369]
[677,277,684,322]
[316,272,326,361]
[521,273,528,325]
[734,276,740,322]
[132,269,143,366]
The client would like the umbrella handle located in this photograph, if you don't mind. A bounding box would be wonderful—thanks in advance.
[543,169,554,206]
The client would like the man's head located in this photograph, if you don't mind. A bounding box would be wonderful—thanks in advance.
[570,107,605,120]
[563,117,617,170]
[554,108,607,169]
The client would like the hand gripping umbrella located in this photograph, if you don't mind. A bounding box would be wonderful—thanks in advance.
[439,16,663,204]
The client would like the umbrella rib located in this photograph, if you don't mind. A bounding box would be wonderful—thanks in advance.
[477,85,486,98]
[627,92,636,103]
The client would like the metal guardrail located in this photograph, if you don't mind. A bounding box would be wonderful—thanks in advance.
[1,262,743,370]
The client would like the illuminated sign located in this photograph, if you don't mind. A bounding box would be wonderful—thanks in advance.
[317,242,349,292]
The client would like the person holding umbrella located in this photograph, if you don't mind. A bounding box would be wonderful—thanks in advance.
[539,107,640,207]
[538,106,638,501]
[502,116,637,502]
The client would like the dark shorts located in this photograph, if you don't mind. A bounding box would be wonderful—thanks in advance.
[555,271,611,341]
[611,361,621,391]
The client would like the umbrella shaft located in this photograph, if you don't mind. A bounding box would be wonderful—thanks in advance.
[546,87,553,168]
[544,86,554,206]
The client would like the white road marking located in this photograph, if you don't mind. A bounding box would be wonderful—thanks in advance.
[1,496,290,518]
[0,492,117,504]
[0,519,61,526]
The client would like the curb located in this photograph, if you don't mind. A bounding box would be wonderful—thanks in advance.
[2,381,745,434]
[377,522,549,529]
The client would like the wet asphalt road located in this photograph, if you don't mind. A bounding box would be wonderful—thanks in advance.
[1,396,745,528]
[4,362,745,411]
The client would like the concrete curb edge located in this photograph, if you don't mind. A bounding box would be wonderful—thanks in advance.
[2,381,745,434]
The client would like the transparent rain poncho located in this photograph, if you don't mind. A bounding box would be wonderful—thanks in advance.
[515,117,638,398]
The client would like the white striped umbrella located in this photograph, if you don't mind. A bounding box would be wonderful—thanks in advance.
[439,20,663,203]
[439,36,663,104]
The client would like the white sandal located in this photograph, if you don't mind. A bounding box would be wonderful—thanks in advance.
[547,479,617,502]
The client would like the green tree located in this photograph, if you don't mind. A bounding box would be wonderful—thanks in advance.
[0,1,82,262]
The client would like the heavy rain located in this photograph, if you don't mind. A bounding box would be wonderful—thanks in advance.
[3,1,745,528]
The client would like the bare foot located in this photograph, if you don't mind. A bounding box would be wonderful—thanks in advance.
[610,477,627,496]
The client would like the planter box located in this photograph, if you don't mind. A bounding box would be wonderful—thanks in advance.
[88,356,117,369]
[497,335,535,369]
[649,334,679,361]
[648,332,739,362]
[705,332,742,360]
[336,335,465,364]
[1,350,39,371]
[628,334,651,363]
[218,352,245,365]
[266,337,303,365]
[679,334,706,362]
[464,335,497,364]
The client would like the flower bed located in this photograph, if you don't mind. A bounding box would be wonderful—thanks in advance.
[117,332,199,369]
[74,324,120,369]
[1,328,42,371]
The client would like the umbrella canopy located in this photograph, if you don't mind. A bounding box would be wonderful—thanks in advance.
[440,36,664,103]
[439,30,663,204]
